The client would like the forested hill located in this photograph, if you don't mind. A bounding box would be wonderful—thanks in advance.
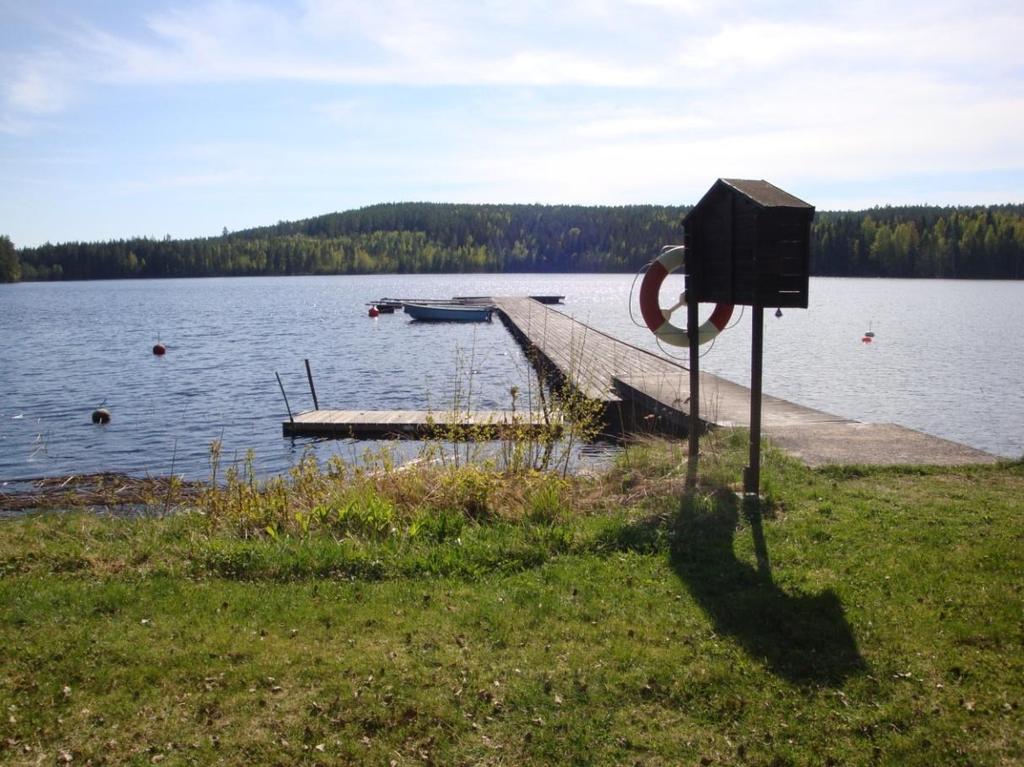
[7,201,1024,282]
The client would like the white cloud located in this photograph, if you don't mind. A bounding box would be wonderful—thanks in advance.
[679,22,878,71]
[1,0,1021,243]
[2,50,75,122]
[6,0,1023,94]
[487,51,660,87]
[677,5,1024,80]
[399,52,1024,208]
[626,0,707,12]
[574,114,715,139]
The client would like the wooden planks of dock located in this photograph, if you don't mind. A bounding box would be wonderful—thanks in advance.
[283,409,562,439]
[493,296,656,404]
[492,297,999,467]
[279,295,998,467]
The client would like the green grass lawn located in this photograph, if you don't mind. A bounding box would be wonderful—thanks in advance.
[1,433,1022,766]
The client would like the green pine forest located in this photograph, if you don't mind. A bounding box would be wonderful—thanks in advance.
[4,202,1024,283]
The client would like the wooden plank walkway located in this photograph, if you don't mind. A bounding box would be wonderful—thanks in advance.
[494,296,657,403]
[493,297,999,467]
[283,409,561,439]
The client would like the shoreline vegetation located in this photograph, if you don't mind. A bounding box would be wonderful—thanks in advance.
[2,430,1022,765]
[3,201,1024,283]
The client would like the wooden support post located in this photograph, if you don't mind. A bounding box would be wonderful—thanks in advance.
[686,294,700,489]
[276,371,294,424]
[304,358,319,410]
[745,304,765,497]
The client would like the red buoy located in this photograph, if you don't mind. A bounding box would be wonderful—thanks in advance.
[153,343,166,355]
[861,336,872,344]
[368,306,380,318]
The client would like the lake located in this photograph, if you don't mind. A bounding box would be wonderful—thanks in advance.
[1,274,1021,482]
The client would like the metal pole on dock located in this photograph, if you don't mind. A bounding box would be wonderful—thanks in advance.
[276,371,294,423]
[686,295,700,489]
[745,304,765,497]
[304,358,319,410]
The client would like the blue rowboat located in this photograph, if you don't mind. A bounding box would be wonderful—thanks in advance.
[403,303,495,322]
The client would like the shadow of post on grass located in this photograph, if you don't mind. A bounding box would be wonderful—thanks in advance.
[669,489,867,686]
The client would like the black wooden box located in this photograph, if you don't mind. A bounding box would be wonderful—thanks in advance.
[682,178,814,308]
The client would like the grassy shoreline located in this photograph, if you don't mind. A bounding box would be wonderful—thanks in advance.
[2,432,1022,765]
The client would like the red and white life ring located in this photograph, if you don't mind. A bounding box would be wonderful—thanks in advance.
[639,246,734,347]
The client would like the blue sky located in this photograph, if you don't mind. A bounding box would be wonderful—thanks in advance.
[1,0,1022,247]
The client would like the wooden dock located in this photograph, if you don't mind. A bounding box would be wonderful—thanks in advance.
[492,297,999,467]
[281,295,997,467]
[283,409,561,439]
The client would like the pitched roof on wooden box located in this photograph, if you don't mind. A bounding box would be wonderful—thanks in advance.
[719,178,812,208]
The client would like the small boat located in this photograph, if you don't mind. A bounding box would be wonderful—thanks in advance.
[403,303,494,322]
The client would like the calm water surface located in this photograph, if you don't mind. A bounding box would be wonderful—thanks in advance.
[1,274,1021,481]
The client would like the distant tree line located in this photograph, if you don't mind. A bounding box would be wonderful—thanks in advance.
[812,205,1024,278]
[0,235,20,282]
[5,202,1024,283]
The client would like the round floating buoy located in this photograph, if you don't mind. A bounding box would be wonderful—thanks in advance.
[152,343,166,356]
[368,306,380,318]
[91,408,111,424]
[638,246,734,347]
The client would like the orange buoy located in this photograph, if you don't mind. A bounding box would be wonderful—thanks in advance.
[368,306,380,318]
[153,343,166,355]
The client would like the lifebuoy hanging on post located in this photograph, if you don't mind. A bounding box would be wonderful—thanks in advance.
[639,246,734,347]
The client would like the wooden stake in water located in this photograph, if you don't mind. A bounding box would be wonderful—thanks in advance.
[276,371,294,423]
[304,358,319,410]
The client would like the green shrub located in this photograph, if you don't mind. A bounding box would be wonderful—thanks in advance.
[408,507,465,543]
[437,466,495,520]
[331,490,397,539]
[525,474,569,525]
